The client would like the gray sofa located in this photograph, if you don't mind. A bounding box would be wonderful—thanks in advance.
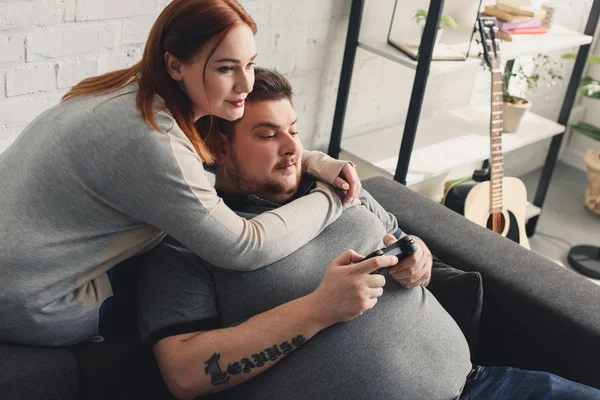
[1,176,599,399]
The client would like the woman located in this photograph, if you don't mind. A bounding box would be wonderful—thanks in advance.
[0,0,361,346]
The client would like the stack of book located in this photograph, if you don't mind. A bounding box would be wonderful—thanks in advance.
[483,1,548,41]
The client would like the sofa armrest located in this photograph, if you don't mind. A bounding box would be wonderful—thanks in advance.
[363,176,600,389]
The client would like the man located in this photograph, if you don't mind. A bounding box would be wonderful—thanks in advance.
[137,68,600,400]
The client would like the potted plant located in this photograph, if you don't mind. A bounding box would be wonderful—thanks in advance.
[503,53,563,133]
[413,9,458,46]
[560,53,600,215]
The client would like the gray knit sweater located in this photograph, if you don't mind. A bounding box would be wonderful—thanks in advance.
[0,84,346,346]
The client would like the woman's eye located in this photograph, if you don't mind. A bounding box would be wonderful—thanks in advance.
[218,66,235,73]
[260,135,275,139]
[246,62,256,70]
[291,131,299,136]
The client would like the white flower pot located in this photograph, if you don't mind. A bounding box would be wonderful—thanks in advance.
[502,99,532,133]
[584,148,600,216]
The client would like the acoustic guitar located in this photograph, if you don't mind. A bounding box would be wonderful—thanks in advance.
[442,17,530,249]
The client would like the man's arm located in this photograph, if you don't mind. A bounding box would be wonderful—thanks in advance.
[155,295,321,399]
[355,190,431,288]
[357,189,401,237]
[152,249,397,400]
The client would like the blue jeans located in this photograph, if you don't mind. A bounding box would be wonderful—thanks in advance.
[460,365,600,399]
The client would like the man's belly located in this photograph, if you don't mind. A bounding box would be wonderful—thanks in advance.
[211,207,472,399]
[213,279,472,400]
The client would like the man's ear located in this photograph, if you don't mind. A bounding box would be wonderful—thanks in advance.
[164,52,183,81]
[215,133,232,165]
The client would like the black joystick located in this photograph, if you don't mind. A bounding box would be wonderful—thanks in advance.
[364,236,418,274]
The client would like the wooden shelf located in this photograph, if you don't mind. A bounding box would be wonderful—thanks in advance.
[501,25,592,60]
[341,105,565,186]
[358,25,592,73]
[357,38,481,73]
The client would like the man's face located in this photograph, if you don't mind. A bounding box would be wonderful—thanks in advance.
[220,99,303,204]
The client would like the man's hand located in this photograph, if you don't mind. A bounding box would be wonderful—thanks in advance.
[309,249,398,327]
[333,163,362,207]
[383,234,432,288]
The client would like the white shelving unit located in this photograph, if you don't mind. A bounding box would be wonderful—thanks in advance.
[358,38,481,73]
[342,105,565,186]
[347,25,592,189]
[500,25,592,60]
[358,25,592,74]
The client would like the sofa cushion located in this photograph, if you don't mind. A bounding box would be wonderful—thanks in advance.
[0,342,78,400]
[427,261,483,354]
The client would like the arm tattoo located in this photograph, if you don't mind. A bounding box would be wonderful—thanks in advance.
[204,334,307,386]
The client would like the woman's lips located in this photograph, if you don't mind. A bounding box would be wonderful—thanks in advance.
[226,99,245,108]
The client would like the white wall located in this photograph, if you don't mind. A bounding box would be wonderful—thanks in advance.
[0,0,350,153]
[0,0,595,179]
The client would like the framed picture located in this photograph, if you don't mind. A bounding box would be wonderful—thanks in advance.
[387,0,483,61]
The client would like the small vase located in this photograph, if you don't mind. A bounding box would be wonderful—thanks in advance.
[584,148,600,216]
[502,99,532,133]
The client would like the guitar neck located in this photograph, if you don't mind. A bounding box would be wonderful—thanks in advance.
[490,70,504,213]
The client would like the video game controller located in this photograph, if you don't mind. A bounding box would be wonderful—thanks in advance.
[364,235,418,274]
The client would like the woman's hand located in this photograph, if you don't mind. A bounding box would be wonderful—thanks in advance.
[333,163,362,207]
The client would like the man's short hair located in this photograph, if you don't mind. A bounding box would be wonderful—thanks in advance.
[217,67,294,140]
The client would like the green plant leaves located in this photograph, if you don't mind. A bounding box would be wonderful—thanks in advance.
[578,76,600,98]
[503,53,563,99]
[412,9,458,30]
[570,122,600,141]
[561,53,600,65]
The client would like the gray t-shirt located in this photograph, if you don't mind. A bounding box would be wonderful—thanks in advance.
[138,192,472,399]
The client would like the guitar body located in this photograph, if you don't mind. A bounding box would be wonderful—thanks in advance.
[444,177,530,249]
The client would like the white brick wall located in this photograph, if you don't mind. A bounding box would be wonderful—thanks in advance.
[7,64,56,97]
[122,17,154,45]
[0,1,65,31]
[0,72,6,98]
[27,24,118,61]
[0,35,25,64]
[0,0,594,186]
[57,60,98,89]
[75,0,158,21]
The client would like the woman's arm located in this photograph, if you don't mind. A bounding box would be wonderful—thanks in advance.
[95,125,345,271]
[302,150,347,185]
[303,150,361,205]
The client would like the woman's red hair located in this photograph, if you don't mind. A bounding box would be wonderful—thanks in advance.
[62,0,257,164]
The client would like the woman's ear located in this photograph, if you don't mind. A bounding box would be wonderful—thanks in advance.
[215,133,231,165]
[164,52,183,81]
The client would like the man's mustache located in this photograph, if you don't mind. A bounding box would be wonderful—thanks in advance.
[276,157,299,169]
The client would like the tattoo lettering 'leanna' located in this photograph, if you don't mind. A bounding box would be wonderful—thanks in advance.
[204,335,307,386]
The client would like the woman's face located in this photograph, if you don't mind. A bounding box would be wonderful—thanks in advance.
[166,24,257,121]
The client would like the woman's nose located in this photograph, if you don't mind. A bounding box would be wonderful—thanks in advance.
[234,70,253,94]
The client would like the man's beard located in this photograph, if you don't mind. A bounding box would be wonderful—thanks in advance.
[226,149,303,204]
